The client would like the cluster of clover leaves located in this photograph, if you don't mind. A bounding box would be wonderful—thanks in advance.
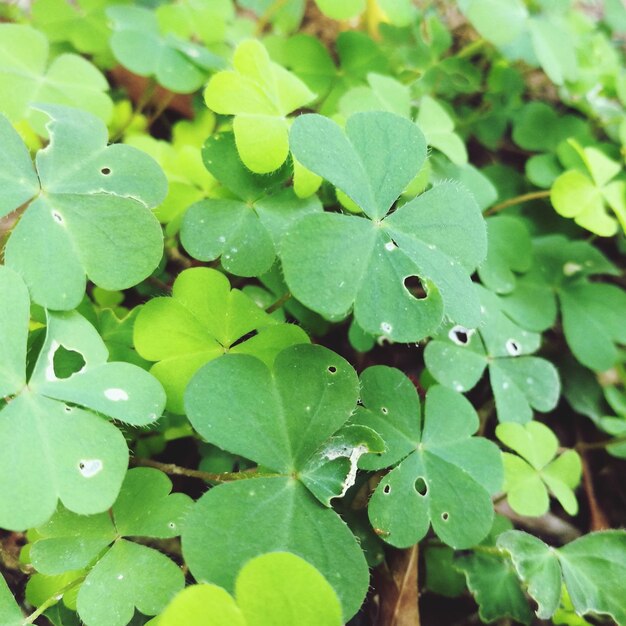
[1,2,626,626]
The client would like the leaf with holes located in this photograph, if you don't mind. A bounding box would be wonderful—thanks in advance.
[496,422,582,517]
[182,344,374,618]
[498,530,626,624]
[0,23,112,134]
[0,266,166,530]
[156,552,342,626]
[282,111,486,341]
[181,132,322,276]
[107,5,224,93]
[356,377,502,549]
[1,105,166,310]
[30,468,192,626]
[424,284,560,423]
[134,267,309,414]
[203,39,315,173]
[500,235,626,371]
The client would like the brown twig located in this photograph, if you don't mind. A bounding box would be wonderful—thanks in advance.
[131,457,272,482]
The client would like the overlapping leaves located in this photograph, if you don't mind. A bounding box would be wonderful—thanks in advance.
[1,105,166,310]
[134,267,309,413]
[353,367,502,548]
[0,266,166,530]
[282,111,487,342]
[182,344,382,619]
[29,468,192,626]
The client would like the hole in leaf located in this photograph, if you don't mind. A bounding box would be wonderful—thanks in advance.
[414,477,428,496]
[381,406,388,415]
[403,275,426,299]
[449,325,474,346]
[441,512,449,522]
[230,329,258,348]
[101,167,111,175]
[383,484,391,494]
[505,339,521,356]
[327,365,337,374]
[53,346,86,379]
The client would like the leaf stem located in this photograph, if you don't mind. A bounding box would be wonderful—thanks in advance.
[23,576,85,624]
[266,291,291,314]
[254,0,290,35]
[131,457,271,482]
[456,38,486,59]
[485,190,551,215]
[576,434,626,451]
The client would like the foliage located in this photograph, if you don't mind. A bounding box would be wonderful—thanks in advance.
[1,1,626,625]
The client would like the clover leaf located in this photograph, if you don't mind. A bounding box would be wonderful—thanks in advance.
[182,344,379,619]
[498,530,626,624]
[107,5,224,93]
[551,141,626,236]
[282,111,487,342]
[203,39,315,173]
[500,235,626,371]
[181,132,322,276]
[134,267,309,414]
[0,266,166,531]
[156,553,342,626]
[354,369,502,548]
[30,468,191,626]
[1,106,166,310]
[496,422,582,516]
[0,574,23,626]
[424,284,560,423]
[0,24,112,134]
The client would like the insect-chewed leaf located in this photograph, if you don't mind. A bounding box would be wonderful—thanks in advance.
[0,267,166,530]
[134,267,309,414]
[283,111,487,341]
[0,23,112,134]
[2,105,166,310]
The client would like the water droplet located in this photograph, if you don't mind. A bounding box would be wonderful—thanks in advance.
[78,459,103,478]
[104,388,129,402]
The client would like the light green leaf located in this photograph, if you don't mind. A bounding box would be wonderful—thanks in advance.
[3,105,166,310]
[315,0,364,19]
[204,39,315,172]
[416,96,467,165]
[0,24,112,134]
[182,478,369,621]
[134,267,308,414]
[107,5,224,93]
[0,574,24,626]
[339,73,411,118]
[460,0,528,46]
[528,16,578,86]
[365,385,502,549]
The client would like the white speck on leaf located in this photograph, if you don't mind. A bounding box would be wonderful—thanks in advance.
[117,574,124,580]
[325,445,369,499]
[104,388,129,401]
[505,339,522,356]
[78,459,103,478]
[385,241,397,251]
[52,211,64,224]
[45,341,60,381]
[380,322,393,335]
[563,262,583,276]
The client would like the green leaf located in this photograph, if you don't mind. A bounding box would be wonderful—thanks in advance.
[339,72,411,118]
[181,132,322,276]
[416,96,467,165]
[528,16,578,86]
[315,0,364,20]
[204,39,315,172]
[134,267,309,414]
[2,105,166,310]
[107,5,224,93]
[0,574,23,626]
[363,384,502,548]
[496,422,581,516]
[284,112,486,341]
[460,0,528,46]
[498,530,626,624]
[182,478,369,621]
[0,23,112,134]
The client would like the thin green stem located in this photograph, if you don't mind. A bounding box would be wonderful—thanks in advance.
[266,292,291,314]
[485,190,551,215]
[456,38,486,59]
[576,435,626,451]
[24,576,85,624]
[254,0,289,35]
[131,457,275,482]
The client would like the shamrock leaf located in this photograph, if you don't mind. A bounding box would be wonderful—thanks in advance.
[1,105,166,310]
[478,216,532,294]
[315,0,364,20]
[496,422,582,516]
[498,530,626,624]
[0,574,23,626]
[0,266,166,530]
[0,24,112,134]
[282,111,487,342]
[156,553,342,626]
[181,132,322,276]
[204,39,315,173]
[107,6,224,93]
[30,468,192,626]
[416,95,467,165]
[425,284,560,423]
[339,72,411,119]
[134,267,309,413]
[551,141,626,236]
[454,517,533,625]
[182,344,376,619]
[354,369,502,548]
[500,235,626,371]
